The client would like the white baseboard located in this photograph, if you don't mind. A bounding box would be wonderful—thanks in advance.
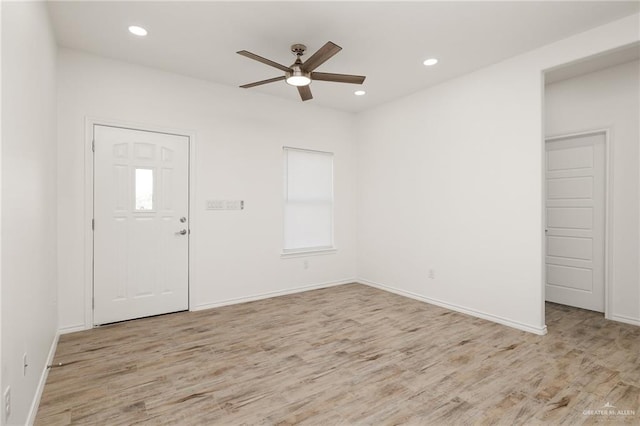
[359,278,548,336]
[58,324,87,334]
[26,332,60,425]
[192,278,355,311]
[610,314,640,327]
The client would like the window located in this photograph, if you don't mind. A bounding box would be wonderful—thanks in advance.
[283,147,334,253]
[135,168,154,211]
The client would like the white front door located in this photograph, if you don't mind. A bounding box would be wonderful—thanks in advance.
[93,125,189,325]
[545,132,605,312]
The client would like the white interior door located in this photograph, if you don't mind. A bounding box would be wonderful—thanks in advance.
[545,132,605,312]
[94,125,189,325]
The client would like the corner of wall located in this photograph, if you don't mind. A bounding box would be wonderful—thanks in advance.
[1,1,59,424]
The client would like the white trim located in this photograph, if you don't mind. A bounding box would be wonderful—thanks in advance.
[191,278,354,311]
[83,119,93,330]
[359,278,548,336]
[543,128,613,320]
[84,117,197,330]
[282,146,333,156]
[610,314,640,327]
[26,332,59,426]
[281,248,337,258]
[539,71,547,332]
[58,324,86,335]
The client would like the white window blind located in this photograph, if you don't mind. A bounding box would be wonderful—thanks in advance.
[283,147,334,252]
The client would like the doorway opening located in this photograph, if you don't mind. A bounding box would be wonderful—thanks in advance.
[542,42,640,328]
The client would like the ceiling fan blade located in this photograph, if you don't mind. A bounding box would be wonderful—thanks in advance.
[301,41,342,72]
[237,50,291,72]
[297,85,313,101]
[311,72,366,85]
[240,76,286,88]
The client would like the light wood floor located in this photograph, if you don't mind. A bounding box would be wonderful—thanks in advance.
[36,283,640,425]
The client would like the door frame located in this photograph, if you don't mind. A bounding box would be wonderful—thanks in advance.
[83,117,197,329]
[542,128,613,321]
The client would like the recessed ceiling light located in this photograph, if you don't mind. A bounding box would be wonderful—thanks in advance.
[354,90,366,96]
[128,26,148,37]
[423,58,438,66]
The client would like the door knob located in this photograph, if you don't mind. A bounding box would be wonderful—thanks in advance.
[176,229,187,235]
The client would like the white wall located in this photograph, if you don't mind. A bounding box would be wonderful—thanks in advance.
[545,59,640,325]
[57,49,357,331]
[355,14,639,334]
[0,1,3,423]
[1,2,58,424]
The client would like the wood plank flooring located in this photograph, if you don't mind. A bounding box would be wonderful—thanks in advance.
[36,283,640,425]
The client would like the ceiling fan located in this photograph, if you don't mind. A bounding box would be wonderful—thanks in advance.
[237,42,366,101]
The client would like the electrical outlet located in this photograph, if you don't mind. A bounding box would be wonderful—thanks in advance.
[303,260,309,270]
[23,353,28,376]
[4,386,10,421]
[428,269,435,279]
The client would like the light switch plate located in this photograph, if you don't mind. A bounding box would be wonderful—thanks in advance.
[206,200,244,210]
[206,200,225,210]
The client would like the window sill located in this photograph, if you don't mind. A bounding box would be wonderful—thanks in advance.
[281,248,337,259]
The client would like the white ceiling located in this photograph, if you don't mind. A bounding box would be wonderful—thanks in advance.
[47,1,640,113]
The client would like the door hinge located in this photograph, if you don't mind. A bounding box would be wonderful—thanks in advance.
[92,140,95,152]
[92,219,95,231]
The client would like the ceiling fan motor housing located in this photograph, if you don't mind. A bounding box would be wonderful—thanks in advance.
[286,52,311,86]
[285,66,311,86]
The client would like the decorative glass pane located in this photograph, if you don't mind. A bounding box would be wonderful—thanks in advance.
[135,168,154,211]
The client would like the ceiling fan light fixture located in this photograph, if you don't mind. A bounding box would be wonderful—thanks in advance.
[286,75,311,86]
[286,66,311,87]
